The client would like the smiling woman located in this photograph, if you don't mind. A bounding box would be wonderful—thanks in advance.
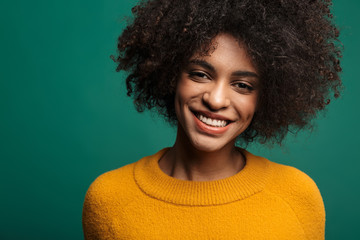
[173,34,259,154]
[82,0,342,239]
[161,34,259,179]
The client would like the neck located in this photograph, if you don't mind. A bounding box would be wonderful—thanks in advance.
[158,127,245,181]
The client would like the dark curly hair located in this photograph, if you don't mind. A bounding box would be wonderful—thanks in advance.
[111,0,342,145]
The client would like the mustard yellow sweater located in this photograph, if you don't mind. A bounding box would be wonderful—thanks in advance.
[82,148,325,240]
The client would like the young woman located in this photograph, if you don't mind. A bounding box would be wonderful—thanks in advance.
[82,0,342,239]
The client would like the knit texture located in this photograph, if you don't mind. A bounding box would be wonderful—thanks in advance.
[82,148,325,239]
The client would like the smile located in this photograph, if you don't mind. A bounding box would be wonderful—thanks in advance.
[190,110,233,135]
[193,112,230,128]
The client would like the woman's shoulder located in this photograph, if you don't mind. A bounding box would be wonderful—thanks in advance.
[83,161,141,208]
[89,162,136,189]
[266,160,323,199]
[243,150,322,198]
[84,148,168,203]
[264,159,325,238]
[82,161,144,238]
[90,161,137,186]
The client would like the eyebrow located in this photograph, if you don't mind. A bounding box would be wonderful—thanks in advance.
[188,59,259,79]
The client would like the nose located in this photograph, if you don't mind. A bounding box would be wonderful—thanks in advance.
[202,82,230,111]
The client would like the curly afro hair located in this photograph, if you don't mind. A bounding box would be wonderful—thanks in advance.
[111,0,342,145]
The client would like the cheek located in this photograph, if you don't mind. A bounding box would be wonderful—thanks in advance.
[237,96,258,120]
[174,85,189,122]
[175,78,200,106]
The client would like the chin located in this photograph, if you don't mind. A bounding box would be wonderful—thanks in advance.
[189,136,231,153]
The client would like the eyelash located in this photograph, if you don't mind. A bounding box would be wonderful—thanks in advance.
[233,82,254,91]
[188,71,210,80]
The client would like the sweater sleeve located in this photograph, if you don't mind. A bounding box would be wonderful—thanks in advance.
[82,164,137,240]
[269,164,326,240]
[82,175,112,240]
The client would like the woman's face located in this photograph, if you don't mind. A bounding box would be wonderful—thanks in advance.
[174,33,260,152]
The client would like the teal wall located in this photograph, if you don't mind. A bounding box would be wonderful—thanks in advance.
[0,0,358,239]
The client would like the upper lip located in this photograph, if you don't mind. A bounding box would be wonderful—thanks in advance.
[191,110,233,122]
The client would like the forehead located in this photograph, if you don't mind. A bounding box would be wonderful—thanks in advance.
[189,33,258,75]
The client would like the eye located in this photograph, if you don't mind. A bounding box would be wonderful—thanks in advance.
[232,82,254,92]
[188,71,211,81]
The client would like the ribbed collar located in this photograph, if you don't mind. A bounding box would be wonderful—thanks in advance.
[133,148,270,206]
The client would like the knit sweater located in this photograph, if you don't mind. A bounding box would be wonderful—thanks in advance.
[82,148,325,240]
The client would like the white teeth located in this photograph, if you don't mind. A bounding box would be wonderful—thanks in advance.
[198,114,227,127]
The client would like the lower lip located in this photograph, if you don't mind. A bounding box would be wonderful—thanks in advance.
[192,113,231,135]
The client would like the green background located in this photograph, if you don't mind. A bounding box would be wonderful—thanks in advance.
[0,0,359,239]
